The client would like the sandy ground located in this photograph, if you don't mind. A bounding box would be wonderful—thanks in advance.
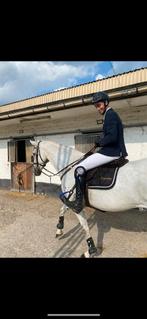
[0,189,147,257]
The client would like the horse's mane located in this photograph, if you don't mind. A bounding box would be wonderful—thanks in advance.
[41,140,147,165]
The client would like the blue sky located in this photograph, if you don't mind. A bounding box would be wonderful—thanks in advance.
[0,61,147,105]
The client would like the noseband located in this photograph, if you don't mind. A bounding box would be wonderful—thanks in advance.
[32,141,48,169]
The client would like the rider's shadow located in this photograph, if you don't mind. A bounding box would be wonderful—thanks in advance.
[93,208,147,255]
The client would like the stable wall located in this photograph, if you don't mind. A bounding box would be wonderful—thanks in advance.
[0,140,11,188]
[124,126,147,161]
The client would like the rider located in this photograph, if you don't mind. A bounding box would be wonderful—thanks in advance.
[61,91,128,213]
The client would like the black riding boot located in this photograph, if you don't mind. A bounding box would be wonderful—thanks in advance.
[60,166,86,214]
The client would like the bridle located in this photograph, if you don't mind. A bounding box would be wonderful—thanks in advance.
[32,141,48,168]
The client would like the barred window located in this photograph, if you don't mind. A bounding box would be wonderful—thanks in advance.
[74,132,102,153]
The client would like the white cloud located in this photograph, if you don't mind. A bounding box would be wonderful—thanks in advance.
[95,74,105,80]
[110,61,147,76]
[0,61,100,105]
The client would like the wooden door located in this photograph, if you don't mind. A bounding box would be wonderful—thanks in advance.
[11,162,34,192]
[8,138,34,192]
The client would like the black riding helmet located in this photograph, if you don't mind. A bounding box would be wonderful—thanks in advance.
[92,91,109,106]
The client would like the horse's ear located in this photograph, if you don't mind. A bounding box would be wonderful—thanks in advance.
[30,140,37,146]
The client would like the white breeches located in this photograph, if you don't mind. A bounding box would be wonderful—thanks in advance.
[76,153,119,171]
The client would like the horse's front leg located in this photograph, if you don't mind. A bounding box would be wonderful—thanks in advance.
[75,209,97,258]
[56,204,69,237]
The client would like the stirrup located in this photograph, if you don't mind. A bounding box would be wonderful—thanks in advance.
[60,194,83,213]
[60,192,69,204]
[67,200,83,213]
[60,192,72,207]
[60,189,74,201]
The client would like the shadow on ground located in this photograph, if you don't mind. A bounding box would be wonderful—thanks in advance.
[53,207,147,257]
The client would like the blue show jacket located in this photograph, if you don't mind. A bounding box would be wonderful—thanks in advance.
[96,108,128,157]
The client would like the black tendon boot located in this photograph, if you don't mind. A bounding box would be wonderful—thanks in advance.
[61,166,86,214]
[57,216,64,229]
[87,237,97,255]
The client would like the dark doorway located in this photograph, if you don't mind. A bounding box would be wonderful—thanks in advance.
[8,138,34,163]
[17,140,26,162]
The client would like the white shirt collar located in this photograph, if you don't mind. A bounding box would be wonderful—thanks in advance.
[106,106,112,113]
[104,106,112,120]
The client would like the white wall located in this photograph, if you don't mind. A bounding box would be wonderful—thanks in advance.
[0,140,11,180]
[124,126,147,161]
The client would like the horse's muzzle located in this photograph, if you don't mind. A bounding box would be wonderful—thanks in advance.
[34,167,42,176]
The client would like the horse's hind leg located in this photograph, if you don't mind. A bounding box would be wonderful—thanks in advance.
[56,204,69,237]
[75,209,97,258]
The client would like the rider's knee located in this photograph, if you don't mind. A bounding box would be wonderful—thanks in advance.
[75,166,86,178]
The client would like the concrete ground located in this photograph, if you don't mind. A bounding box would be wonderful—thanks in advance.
[0,189,147,257]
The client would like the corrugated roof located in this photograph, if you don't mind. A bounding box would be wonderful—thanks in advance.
[0,67,147,113]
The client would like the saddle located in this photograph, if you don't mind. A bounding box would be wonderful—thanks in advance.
[86,157,129,190]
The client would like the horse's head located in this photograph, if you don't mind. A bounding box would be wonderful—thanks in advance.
[30,140,49,176]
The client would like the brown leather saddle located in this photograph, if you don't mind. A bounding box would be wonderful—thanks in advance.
[86,157,129,190]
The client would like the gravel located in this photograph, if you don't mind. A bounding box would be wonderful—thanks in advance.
[0,189,147,257]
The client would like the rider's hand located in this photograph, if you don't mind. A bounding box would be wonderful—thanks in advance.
[94,141,101,148]
[85,150,93,157]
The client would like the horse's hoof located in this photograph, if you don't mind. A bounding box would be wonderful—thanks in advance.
[55,230,63,238]
[89,251,97,258]
[55,234,61,238]
[80,251,90,258]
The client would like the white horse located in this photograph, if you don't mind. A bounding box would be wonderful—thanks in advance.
[30,140,147,257]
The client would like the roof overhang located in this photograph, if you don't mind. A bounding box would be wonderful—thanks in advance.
[0,82,147,122]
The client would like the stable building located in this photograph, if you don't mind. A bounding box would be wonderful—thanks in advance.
[0,67,147,194]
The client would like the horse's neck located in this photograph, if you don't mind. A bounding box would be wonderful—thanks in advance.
[43,141,83,171]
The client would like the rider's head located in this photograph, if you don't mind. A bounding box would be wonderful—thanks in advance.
[92,91,109,115]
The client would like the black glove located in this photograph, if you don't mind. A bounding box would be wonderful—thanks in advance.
[94,141,101,148]
[84,150,93,158]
